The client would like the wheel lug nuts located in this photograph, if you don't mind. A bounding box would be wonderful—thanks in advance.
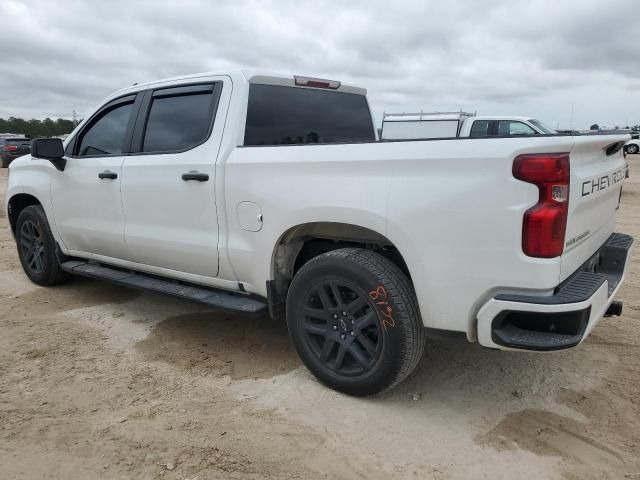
[333,314,338,319]
[340,333,346,340]
[350,319,355,325]
[350,331,355,336]
[342,311,347,316]
[332,325,338,330]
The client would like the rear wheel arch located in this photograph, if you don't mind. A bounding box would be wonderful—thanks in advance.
[268,222,413,317]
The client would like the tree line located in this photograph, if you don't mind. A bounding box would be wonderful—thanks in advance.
[0,117,80,138]
[590,123,640,131]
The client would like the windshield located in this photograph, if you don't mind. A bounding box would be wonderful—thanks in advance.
[528,119,556,134]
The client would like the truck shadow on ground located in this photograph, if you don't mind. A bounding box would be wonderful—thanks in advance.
[135,311,300,380]
[1,276,142,318]
[132,299,594,402]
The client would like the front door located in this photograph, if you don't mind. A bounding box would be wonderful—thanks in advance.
[50,95,139,260]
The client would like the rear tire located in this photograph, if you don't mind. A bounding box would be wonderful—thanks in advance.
[15,205,69,286]
[286,248,425,396]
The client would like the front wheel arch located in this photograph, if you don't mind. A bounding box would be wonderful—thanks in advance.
[8,193,42,234]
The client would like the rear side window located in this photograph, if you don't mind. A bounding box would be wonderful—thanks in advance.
[244,84,375,146]
[76,101,134,156]
[470,120,490,137]
[143,86,218,153]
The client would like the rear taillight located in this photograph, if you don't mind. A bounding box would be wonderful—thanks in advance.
[4,145,18,152]
[513,153,570,258]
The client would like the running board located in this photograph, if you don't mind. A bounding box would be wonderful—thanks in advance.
[60,261,267,316]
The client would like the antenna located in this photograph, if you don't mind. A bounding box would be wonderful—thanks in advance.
[570,103,575,130]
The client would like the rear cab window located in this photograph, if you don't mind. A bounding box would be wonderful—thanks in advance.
[244,84,375,146]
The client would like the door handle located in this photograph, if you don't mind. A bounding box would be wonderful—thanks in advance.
[98,170,118,180]
[182,171,209,182]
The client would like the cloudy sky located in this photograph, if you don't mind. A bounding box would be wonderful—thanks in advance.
[1,0,639,129]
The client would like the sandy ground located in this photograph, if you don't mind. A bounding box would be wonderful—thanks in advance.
[1,157,639,480]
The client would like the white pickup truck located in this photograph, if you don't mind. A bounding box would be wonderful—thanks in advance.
[5,70,633,396]
[381,112,557,140]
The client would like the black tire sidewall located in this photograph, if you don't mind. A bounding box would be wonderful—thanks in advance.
[287,253,412,396]
[16,206,58,285]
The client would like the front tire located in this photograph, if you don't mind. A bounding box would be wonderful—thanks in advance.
[286,248,425,396]
[15,205,69,286]
[626,144,639,155]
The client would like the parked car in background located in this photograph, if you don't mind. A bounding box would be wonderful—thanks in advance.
[380,112,556,140]
[624,138,639,155]
[1,136,31,168]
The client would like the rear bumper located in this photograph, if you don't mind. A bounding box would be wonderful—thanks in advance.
[477,233,634,351]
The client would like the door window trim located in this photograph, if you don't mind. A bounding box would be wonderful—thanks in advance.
[128,81,223,156]
[65,94,141,159]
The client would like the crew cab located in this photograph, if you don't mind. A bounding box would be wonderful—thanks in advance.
[5,70,633,396]
[381,112,556,140]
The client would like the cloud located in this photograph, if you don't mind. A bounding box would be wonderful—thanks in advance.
[1,0,638,129]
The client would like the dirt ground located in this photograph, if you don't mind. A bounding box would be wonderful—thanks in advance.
[1,157,639,480]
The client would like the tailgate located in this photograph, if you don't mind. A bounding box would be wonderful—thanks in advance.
[560,134,629,281]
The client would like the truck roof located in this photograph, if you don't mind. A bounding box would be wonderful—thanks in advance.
[112,70,367,97]
[471,115,534,121]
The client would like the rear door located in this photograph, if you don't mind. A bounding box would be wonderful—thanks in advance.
[120,80,225,278]
[50,94,140,259]
[561,135,629,280]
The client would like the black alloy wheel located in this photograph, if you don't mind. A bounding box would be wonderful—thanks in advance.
[302,279,383,377]
[19,219,46,274]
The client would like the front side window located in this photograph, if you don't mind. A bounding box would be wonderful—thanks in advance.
[244,84,375,146]
[498,121,536,136]
[142,89,216,153]
[528,119,556,134]
[76,102,133,156]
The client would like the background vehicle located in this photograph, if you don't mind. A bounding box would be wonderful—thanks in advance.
[1,135,31,167]
[380,112,556,140]
[625,138,639,154]
[5,71,633,396]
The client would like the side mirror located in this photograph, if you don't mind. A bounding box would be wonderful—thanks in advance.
[31,138,66,171]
